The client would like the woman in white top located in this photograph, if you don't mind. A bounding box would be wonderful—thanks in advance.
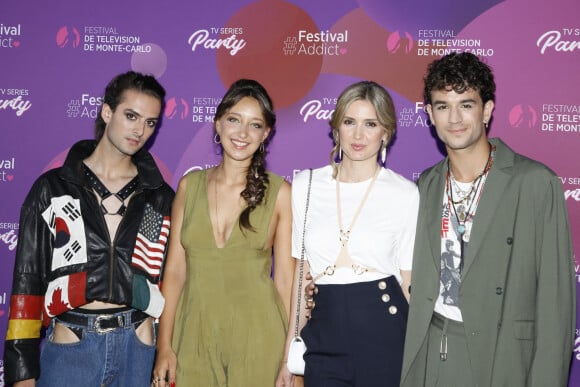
[276,81,419,387]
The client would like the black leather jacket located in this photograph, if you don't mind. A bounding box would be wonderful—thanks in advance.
[4,140,175,383]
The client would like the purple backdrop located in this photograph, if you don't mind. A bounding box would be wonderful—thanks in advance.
[1,0,579,384]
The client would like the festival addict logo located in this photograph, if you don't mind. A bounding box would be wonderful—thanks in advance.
[0,23,22,49]
[188,27,246,56]
[66,93,103,119]
[397,103,431,129]
[536,27,579,54]
[165,97,189,120]
[0,157,15,183]
[386,31,414,54]
[0,87,31,117]
[56,26,80,48]
[508,104,538,129]
[283,29,349,56]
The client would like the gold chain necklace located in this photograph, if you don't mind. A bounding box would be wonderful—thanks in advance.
[336,166,380,246]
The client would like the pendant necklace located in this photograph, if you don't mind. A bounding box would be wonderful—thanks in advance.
[335,166,380,269]
[446,143,495,273]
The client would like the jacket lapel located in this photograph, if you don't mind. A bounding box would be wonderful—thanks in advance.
[461,139,514,276]
[421,161,447,271]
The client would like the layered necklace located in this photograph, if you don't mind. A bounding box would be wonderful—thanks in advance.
[445,143,495,273]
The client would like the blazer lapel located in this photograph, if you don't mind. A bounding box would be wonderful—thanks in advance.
[422,162,447,271]
[461,139,514,276]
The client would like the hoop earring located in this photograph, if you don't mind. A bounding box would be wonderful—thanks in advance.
[213,133,221,144]
[259,142,265,153]
[483,121,488,129]
[338,145,343,162]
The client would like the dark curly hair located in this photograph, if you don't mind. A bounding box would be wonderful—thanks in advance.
[423,52,495,105]
[214,79,276,233]
[94,71,166,142]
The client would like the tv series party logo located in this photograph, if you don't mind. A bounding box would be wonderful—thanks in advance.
[283,29,349,56]
[537,27,579,54]
[0,87,31,117]
[0,22,22,48]
[560,176,580,203]
[188,27,246,56]
[0,221,18,251]
[299,97,336,123]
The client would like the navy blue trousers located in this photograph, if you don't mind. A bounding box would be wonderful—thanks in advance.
[301,276,408,387]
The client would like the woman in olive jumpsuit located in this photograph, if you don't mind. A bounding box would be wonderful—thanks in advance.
[153,79,294,386]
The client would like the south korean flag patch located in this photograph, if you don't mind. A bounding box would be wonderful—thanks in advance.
[42,195,88,271]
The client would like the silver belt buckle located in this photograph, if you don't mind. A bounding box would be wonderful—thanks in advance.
[93,314,123,334]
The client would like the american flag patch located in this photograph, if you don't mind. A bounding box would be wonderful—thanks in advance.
[131,204,170,277]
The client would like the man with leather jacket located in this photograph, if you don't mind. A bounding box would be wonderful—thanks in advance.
[4,71,175,386]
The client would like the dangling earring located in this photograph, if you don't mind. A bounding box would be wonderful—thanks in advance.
[483,121,488,129]
[338,145,343,162]
[380,141,387,166]
[213,133,221,144]
[259,142,265,153]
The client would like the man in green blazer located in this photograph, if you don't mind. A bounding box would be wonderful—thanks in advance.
[400,53,576,386]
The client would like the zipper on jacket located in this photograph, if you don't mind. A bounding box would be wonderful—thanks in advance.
[105,190,141,301]
[86,183,141,302]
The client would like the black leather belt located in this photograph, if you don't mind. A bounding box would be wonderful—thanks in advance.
[56,309,150,334]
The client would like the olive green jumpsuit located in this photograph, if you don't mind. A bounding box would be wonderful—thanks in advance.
[172,170,288,386]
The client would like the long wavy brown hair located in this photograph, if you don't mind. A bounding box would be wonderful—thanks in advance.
[214,79,276,233]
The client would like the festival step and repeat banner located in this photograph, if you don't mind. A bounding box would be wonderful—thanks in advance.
[1,0,578,384]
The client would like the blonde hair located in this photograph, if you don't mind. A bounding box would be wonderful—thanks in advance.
[329,81,397,177]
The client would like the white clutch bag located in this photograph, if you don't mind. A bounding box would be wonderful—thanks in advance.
[286,169,312,376]
[287,336,306,375]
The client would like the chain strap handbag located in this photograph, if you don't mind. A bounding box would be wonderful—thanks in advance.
[286,169,313,375]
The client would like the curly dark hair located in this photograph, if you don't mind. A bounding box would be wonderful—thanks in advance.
[423,52,495,105]
[214,79,276,233]
[94,71,166,142]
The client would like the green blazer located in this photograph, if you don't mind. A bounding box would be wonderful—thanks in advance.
[400,138,575,387]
